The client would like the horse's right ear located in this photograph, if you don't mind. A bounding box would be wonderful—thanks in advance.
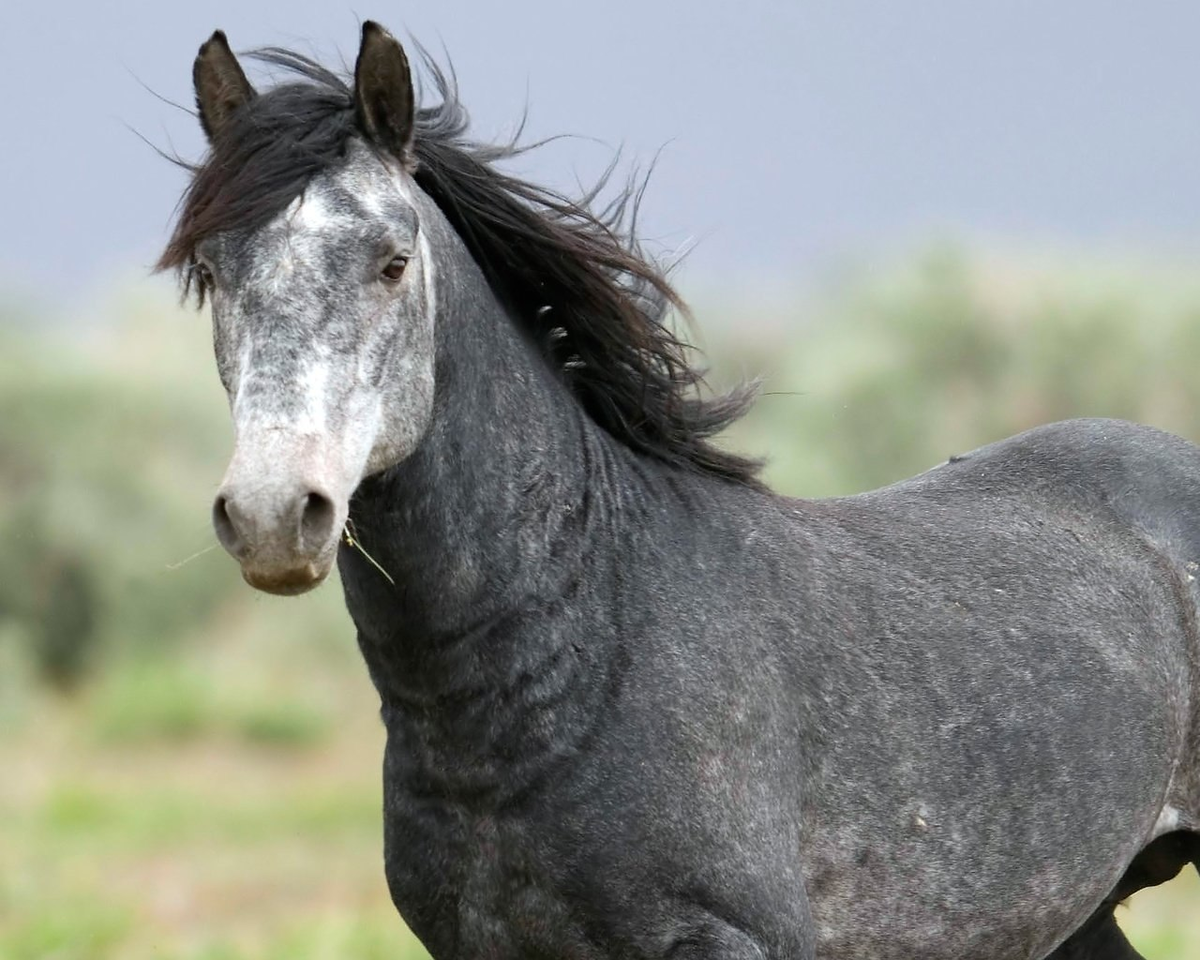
[354,21,416,168]
[193,30,256,143]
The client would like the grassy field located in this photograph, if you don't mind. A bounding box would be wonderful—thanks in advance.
[0,587,432,960]
[4,250,1200,957]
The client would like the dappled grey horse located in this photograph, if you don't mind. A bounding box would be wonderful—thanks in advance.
[160,22,1199,959]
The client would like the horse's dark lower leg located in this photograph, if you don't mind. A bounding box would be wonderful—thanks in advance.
[1045,830,1200,959]
[1043,911,1145,960]
[1115,831,1200,897]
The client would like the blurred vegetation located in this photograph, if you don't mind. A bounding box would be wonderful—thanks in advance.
[719,246,1200,498]
[2,248,1200,957]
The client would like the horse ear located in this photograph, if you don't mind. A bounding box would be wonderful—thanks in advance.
[354,21,416,167]
[193,31,256,143]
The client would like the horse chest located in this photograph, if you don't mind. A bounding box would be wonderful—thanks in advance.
[383,799,601,959]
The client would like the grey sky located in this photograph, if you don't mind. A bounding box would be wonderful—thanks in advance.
[4,1,1200,315]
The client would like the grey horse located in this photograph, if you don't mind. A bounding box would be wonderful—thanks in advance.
[159,21,1199,960]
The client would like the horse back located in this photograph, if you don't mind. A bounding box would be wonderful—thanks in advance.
[913,417,1200,568]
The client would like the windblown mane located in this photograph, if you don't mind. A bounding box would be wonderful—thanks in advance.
[158,46,762,485]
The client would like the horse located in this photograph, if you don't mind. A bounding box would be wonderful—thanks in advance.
[159,22,1200,960]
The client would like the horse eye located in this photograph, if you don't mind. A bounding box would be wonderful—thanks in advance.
[193,260,214,287]
[381,256,408,282]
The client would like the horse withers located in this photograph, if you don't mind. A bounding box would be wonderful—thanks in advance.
[160,21,1200,960]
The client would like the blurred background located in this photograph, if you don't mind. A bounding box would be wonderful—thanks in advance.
[3,1,1200,957]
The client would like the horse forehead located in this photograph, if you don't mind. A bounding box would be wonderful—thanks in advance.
[272,181,372,239]
[301,144,414,218]
[252,167,413,256]
[331,150,418,214]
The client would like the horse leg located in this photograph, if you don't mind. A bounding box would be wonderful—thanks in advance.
[1044,829,1200,960]
[1043,911,1144,960]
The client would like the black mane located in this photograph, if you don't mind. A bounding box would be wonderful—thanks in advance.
[159,45,761,485]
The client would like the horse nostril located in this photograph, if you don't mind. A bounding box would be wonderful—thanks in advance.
[299,490,336,548]
[213,494,249,559]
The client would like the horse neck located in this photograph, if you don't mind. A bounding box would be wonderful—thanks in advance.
[340,196,645,714]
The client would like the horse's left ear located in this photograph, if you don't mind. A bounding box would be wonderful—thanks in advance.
[193,30,256,143]
[354,21,416,167]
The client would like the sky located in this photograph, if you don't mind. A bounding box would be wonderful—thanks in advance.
[5,1,1200,316]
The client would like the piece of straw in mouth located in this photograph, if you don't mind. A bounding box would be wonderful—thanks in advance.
[342,522,395,586]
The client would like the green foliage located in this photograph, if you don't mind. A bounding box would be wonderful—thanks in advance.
[232,704,331,747]
[88,659,332,748]
[89,662,214,742]
[719,248,1200,497]
[0,900,131,960]
[32,556,99,690]
[0,304,236,691]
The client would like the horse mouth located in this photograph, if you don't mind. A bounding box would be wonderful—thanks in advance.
[241,561,330,596]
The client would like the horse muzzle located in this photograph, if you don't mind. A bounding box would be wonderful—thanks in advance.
[212,475,345,596]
